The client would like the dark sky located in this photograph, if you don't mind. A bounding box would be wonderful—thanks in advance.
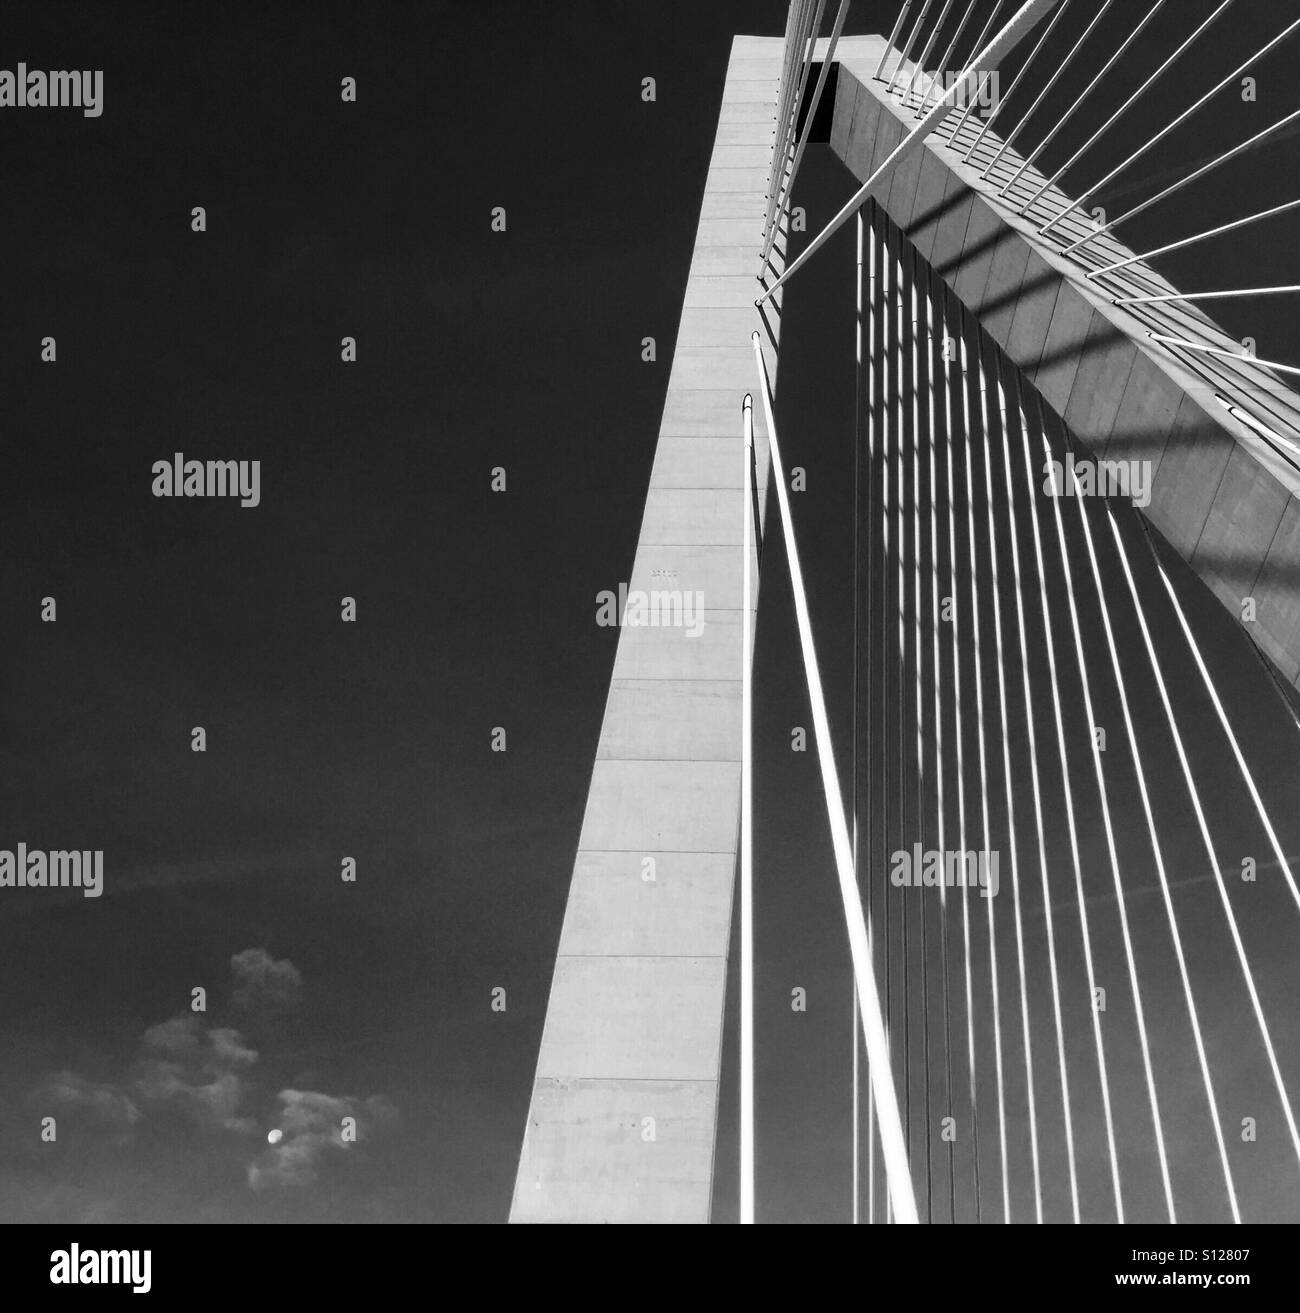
[0,0,1297,1225]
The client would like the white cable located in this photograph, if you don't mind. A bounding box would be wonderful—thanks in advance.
[867,213,881,1228]
[887,0,937,94]
[910,264,936,1219]
[989,356,1081,1221]
[1050,16,1300,248]
[919,0,981,114]
[1059,448,1239,1222]
[1009,392,1124,1220]
[982,0,1114,179]
[765,0,852,265]
[1030,0,1237,224]
[1149,551,1300,935]
[881,234,900,1227]
[999,0,1170,198]
[752,333,920,1225]
[1039,414,1175,1221]
[740,395,756,1227]
[925,277,958,1225]
[1065,108,1300,257]
[940,297,973,1223]
[1147,336,1300,383]
[1115,514,1300,1191]
[896,259,911,1202]
[979,349,1044,1222]
[944,0,1011,144]
[853,213,863,1228]
[902,0,956,106]
[971,340,1011,1221]
[1092,199,1300,280]
[763,0,822,250]
[954,333,983,1220]
[964,0,1074,163]
[1114,284,1300,306]
[877,1,918,81]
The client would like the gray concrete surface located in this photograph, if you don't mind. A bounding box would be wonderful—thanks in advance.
[510,35,783,1223]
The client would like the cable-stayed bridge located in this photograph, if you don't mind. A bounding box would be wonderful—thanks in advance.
[512,0,1300,1224]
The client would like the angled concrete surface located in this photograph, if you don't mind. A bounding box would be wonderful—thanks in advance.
[828,37,1300,690]
[510,35,785,1224]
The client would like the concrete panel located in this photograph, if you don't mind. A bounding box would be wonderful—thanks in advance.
[886,133,926,231]
[1034,281,1093,416]
[649,436,769,490]
[660,388,770,439]
[1005,251,1061,379]
[1061,315,1136,453]
[559,851,735,958]
[1104,348,1183,466]
[688,246,769,277]
[512,1079,717,1224]
[1192,443,1290,610]
[628,543,745,611]
[708,143,774,172]
[979,227,1031,348]
[840,84,881,183]
[666,347,772,394]
[612,609,743,682]
[928,185,975,290]
[1146,396,1234,558]
[715,101,781,124]
[577,759,741,853]
[731,35,790,52]
[699,193,770,224]
[677,306,769,347]
[829,62,860,162]
[692,218,767,250]
[724,60,786,79]
[908,150,951,264]
[721,81,780,105]
[640,487,745,545]
[598,679,740,761]
[536,957,726,1081]
[951,194,1002,312]
[683,275,765,307]
[1252,498,1300,684]
[712,121,777,147]
[867,103,904,188]
[703,165,773,193]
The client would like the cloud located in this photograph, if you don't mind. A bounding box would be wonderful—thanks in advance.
[0,847,337,920]
[247,1089,397,1191]
[132,1016,258,1133]
[230,947,302,1016]
[31,947,396,1191]
[33,953,274,1138]
[42,1071,141,1132]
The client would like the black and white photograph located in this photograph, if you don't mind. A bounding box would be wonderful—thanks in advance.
[2,0,1298,1283]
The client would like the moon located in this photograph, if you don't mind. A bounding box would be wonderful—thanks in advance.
[267,1129,283,1144]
